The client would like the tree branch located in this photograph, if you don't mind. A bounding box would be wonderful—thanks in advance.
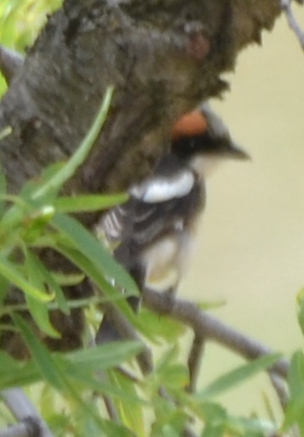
[143,290,290,380]
[187,334,206,393]
[0,46,24,85]
[0,388,54,437]
[281,0,304,50]
[268,371,289,410]
[95,302,154,375]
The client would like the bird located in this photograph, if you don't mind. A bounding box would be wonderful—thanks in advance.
[95,103,250,343]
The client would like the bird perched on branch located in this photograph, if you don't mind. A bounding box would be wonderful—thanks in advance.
[95,103,249,343]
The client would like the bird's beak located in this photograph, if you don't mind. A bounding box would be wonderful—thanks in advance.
[229,143,251,161]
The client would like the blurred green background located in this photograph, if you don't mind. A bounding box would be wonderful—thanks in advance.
[181,6,304,419]
[1,0,304,423]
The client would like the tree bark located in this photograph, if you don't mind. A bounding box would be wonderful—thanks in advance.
[0,0,281,202]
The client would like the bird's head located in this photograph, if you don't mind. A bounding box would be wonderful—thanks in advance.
[171,103,250,178]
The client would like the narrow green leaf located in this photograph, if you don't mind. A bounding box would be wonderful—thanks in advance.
[51,212,138,296]
[51,271,84,287]
[201,423,225,437]
[0,350,19,371]
[66,341,143,371]
[55,243,129,303]
[26,294,59,338]
[283,350,304,433]
[24,249,60,338]
[288,350,304,398]
[137,308,185,342]
[162,425,182,437]
[53,243,139,326]
[197,353,282,400]
[0,351,41,389]
[0,202,26,234]
[61,368,143,404]
[12,314,64,390]
[20,163,64,206]
[54,193,128,213]
[109,370,146,437]
[25,249,69,314]
[225,416,275,435]
[0,255,52,302]
[32,87,114,201]
[297,288,304,337]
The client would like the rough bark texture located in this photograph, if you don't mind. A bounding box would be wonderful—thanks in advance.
[0,0,282,354]
[0,0,281,199]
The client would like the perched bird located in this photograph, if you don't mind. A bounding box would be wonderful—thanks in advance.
[95,103,249,342]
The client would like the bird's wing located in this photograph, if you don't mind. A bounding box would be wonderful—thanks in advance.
[97,166,203,269]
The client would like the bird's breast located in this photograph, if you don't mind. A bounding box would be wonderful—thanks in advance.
[141,228,194,294]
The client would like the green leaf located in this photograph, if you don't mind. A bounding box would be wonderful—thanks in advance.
[53,243,143,340]
[25,249,69,314]
[283,350,304,433]
[0,200,27,235]
[51,212,138,297]
[61,367,143,405]
[137,308,185,342]
[0,255,52,302]
[54,193,128,213]
[12,314,64,390]
[19,163,64,205]
[54,242,133,305]
[199,402,227,425]
[23,249,60,338]
[297,288,304,337]
[32,87,114,201]
[197,353,282,400]
[109,370,146,437]
[201,423,225,437]
[66,341,143,372]
[0,351,41,389]
[225,416,275,435]
[288,350,304,398]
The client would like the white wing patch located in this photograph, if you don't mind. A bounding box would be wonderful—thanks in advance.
[130,170,195,203]
[96,209,123,248]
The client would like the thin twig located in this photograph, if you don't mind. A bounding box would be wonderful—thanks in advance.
[96,302,154,375]
[143,290,290,380]
[268,371,289,410]
[0,422,30,437]
[0,389,54,437]
[0,417,44,437]
[187,334,206,393]
[0,45,24,85]
[281,0,304,50]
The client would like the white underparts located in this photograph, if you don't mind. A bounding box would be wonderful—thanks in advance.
[142,232,192,293]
